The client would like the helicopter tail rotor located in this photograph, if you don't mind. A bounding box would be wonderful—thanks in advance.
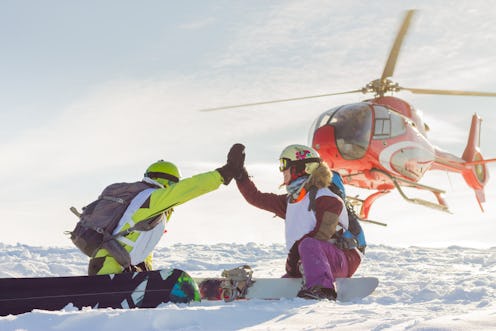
[461,114,490,211]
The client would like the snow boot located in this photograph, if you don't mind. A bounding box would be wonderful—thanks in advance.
[297,286,337,300]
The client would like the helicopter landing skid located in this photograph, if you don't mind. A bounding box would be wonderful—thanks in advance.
[372,169,451,214]
[347,192,389,221]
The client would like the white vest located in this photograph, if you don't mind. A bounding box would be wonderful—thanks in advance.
[112,188,166,265]
[285,187,348,252]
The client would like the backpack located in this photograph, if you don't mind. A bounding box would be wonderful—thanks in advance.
[330,172,366,253]
[68,181,160,268]
[308,171,367,254]
[338,203,367,254]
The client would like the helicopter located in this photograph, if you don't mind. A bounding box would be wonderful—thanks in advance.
[202,10,496,219]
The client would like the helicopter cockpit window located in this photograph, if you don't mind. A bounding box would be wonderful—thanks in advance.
[319,113,332,128]
[372,105,406,139]
[330,103,372,160]
[308,107,340,146]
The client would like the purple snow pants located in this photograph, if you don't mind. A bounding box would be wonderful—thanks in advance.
[298,237,349,290]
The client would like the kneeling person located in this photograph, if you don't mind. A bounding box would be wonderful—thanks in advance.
[234,144,362,300]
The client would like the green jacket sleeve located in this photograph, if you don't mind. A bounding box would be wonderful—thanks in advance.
[132,170,223,222]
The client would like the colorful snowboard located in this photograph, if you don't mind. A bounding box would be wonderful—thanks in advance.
[196,276,379,302]
[0,268,199,316]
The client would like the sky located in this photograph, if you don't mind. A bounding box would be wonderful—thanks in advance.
[1,0,496,248]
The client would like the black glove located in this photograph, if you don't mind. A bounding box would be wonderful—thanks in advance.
[228,143,245,178]
[216,143,245,185]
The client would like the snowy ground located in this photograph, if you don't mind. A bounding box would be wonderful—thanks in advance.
[1,242,495,331]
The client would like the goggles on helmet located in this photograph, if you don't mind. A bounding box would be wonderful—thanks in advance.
[279,158,292,172]
[279,157,320,172]
[145,171,179,183]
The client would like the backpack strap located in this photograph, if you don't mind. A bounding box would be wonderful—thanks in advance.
[113,214,165,238]
[306,186,364,252]
[307,185,318,212]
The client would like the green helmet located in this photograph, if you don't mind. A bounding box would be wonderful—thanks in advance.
[145,160,181,186]
[279,144,321,176]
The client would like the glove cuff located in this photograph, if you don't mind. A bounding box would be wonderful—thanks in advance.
[216,164,234,185]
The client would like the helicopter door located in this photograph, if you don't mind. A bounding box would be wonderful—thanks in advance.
[331,103,373,160]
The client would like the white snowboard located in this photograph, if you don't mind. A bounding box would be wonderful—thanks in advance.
[335,277,379,302]
[245,277,378,302]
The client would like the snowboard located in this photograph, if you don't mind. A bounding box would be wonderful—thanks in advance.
[196,276,378,302]
[0,268,200,316]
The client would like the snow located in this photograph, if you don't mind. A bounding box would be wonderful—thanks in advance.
[1,243,495,330]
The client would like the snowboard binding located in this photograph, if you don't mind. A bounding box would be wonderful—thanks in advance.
[220,265,254,302]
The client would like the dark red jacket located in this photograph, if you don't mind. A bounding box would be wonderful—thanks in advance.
[236,175,361,277]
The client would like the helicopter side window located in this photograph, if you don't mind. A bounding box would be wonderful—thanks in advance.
[373,106,390,138]
[390,112,406,137]
[374,118,390,137]
[372,106,406,139]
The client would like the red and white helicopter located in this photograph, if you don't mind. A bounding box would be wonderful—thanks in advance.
[203,10,496,219]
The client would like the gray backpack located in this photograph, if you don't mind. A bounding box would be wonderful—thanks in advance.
[69,181,161,268]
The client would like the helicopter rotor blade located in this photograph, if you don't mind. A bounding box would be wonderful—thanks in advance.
[199,89,363,111]
[380,10,416,81]
[399,86,496,97]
